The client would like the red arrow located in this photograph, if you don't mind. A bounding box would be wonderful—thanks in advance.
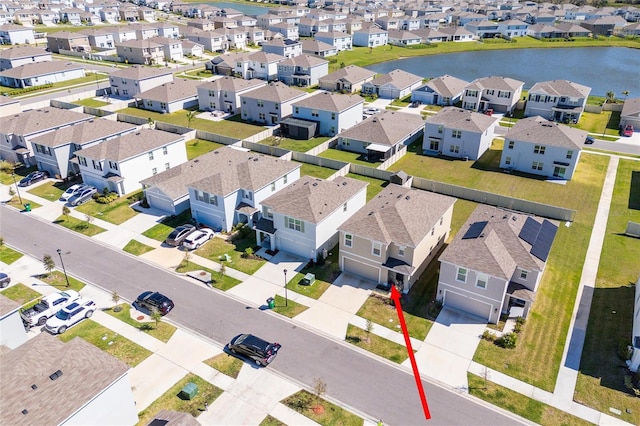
[390,285,431,420]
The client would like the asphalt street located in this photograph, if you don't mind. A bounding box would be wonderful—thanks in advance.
[0,206,525,425]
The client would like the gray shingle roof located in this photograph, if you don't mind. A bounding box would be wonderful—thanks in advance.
[0,46,49,60]
[319,65,376,85]
[0,107,93,136]
[424,74,469,98]
[621,97,640,118]
[241,82,306,103]
[0,61,84,79]
[467,76,524,91]
[338,184,456,247]
[30,119,137,148]
[367,68,422,90]
[339,110,424,147]
[261,175,368,224]
[78,129,183,162]
[197,76,266,93]
[507,116,586,148]
[109,65,173,81]
[293,91,364,112]
[278,54,328,68]
[528,80,591,98]
[0,293,20,317]
[426,106,499,133]
[136,79,200,103]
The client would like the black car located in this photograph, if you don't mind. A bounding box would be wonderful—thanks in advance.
[135,291,174,315]
[584,135,595,145]
[18,171,48,187]
[165,224,195,246]
[228,334,281,366]
[0,273,10,289]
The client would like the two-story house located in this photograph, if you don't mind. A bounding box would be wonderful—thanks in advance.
[301,39,337,58]
[277,54,329,87]
[291,92,364,136]
[0,24,35,45]
[197,77,266,114]
[352,26,388,47]
[339,184,456,292]
[46,31,91,54]
[0,46,51,72]
[361,69,423,100]
[318,65,376,93]
[80,29,115,50]
[135,79,200,113]
[462,76,524,114]
[76,129,187,196]
[147,36,184,62]
[411,74,469,106]
[524,79,591,123]
[500,116,585,180]
[256,176,368,260]
[116,39,165,65]
[152,22,181,39]
[109,66,173,98]
[262,38,302,59]
[241,82,307,125]
[184,28,229,53]
[437,204,558,323]
[314,31,352,51]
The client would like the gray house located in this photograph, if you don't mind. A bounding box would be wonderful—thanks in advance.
[291,92,364,137]
[240,82,307,125]
[361,69,423,100]
[318,65,376,93]
[620,97,640,130]
[524,80,591,122]
[135,79,200,113]
[411,74,469,106]
[277,54,329,87]
[197,77,266,114]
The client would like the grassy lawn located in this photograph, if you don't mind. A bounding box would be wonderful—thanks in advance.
[39,271,86,292]
[357,294,433,341]
[187,138,225,160]
[106,304,177,343]
[194,234,266,275]
[1,74,108,97]
[73,98,109,107]
[578,111,621,137]
[390,94,412,107]
[287,273,331,299]
[0,283,42,305]
[6,197,42,210]
[137,373,224,426]
[260,135,331,152]
[175,261,242,291]
[259,415,285,426]
[204,352,244,379]
[281,389,362,426]
[142,210,192,242]
[272,295,308,318]
[297,162,337,179]
[345,324,408,364]
[0,245,23,264]
[468,373,592,426]
[75,193,139,225]
[26,182,65,201]
[54,214,107,236]
[345,173,388,202]
[118,107,265,139]
[474,153,610,391]
[0,166,36,185]
[58,320,152,367]
[574,159,640,425]
[122,240,155,256]
[319,148,383,168]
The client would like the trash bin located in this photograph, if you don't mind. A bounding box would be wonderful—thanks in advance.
[24,203,31,212]
[267,297,275,309]
[178,382,198,400]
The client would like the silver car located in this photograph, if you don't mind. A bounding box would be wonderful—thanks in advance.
[68,186,97,206]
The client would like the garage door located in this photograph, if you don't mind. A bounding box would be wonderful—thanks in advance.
[343,257,380,283]
[146,192,175,215]
[277,234,310,258]
[443,291,492,321]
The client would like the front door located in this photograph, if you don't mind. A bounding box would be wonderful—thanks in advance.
[553,166,566,178]
[429,139,440,152]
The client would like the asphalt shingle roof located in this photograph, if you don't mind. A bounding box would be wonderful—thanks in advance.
[30,119,137,148]
[0,107,93,136]
[507,116,586,148]
[338,110,424,147]
[241,81,306,103]
[109,65,173,81]
[528,79,591,98]
[319,65,376,85]
[136,79,200,103]
[426,107,499,133]
[293,91,363,112]
[78,129,183,162]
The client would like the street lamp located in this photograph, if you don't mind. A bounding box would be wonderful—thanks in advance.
[283,269,288,307]
[56,249,71,288]
[11,173,23,205]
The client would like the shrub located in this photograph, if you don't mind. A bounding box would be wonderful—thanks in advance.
[513,316,526,333]
[243,247,254,258]
[95,192,118,204]
[482,329,496,342]
[624,374,640,397]
[497,332,517,349]
[618,339,633,361]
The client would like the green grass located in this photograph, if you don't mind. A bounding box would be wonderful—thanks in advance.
[106,304,177,343]
[0,166,36,185]
[468,373,592,426]
[574,159,640,425]
[137,373,224,426]
[287,273,331,300]
[319,148,383,168]
[187,138,225,160]
[356,294,433,341]
[297,162,337,179]
[473,153,610,392]
[0,245,23,264]
[118,107,265,139]
[271,295,308,318]
[58,320,152,367]
[281,389,362,426]
[175,261,242,291]
[142,210,192,241]
[26,182,65,201]
[0,283,42,305]
[7,197,42,210]
[390,94,412,107]
[259,415,286,426]
[345,173,388,201]
[75,193,139,225]
[203,352,244,379]
[345,324,409,364]
[2,74,109,97]
[73,98,109,107]
[260,136,331,152]
[39,271,86,292]
[122,240,155,256]
[54,214,107,236]
[578,111,621,136]
[194,234,265,275]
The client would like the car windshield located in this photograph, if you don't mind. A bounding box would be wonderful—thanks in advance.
[33,302,48,312]
[56,310,71,320]
[168,230,180,239]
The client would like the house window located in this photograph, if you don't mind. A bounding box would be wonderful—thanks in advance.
[160,102,166,109]
[259,113,265,120]
[208,194,218,206]
[534,145,545,155]
[165,162,170,170]
[497,91,511,98]
[344,234,352,247]
[152,167,157,175]
[264,206,273,219]
[163,147,168,155]
[271,182,276,191]
[566,150,573,159]
[507,141,514,150]
[208,90,215,97]
[148,152,154,160]
[437,125,443,134]
[449,145,460,154]
[532,161,543,171]
[242,99,246,104]
[466,90,478,97]
[486,89,494,95]
[146,100,153,106]
[311,110,319,117]
[452,129,461,138]
[210,102,216,109]
[372,242,381,256]
[108,161,118,169]
[505,156,511,165]
[295,107,299,114]
[275,103,279,110]
[456,267,467,283]
[79,157,87,166]
[286,217,304,232]
[257,100,264,107]
[243,190,253,200]
[92,160,102,171]
[331,112,336,120]
[284,174,288,184]
[476,273,488,289]
[343,202,347,212]
[398,246,404,256]
[520,270,528,280]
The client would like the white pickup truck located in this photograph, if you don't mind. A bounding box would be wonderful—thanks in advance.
[20,290,80,327]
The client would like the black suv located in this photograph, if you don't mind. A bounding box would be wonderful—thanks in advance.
[135,291,174,315]
[165,224,195,246]
[228,334,281,366]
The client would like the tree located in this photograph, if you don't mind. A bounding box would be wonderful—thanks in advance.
[62,205,70,219]
[147,117,155,129]
[219,261,226,279]
[186,110,195,128]
[182,250,191,268]
[150,307,162,329]
[112,290,121,312]
[43,254,55,274]
[622,90,630,101]
[365,319,373,343]
[606,91,616,104]
[312,378,327,412]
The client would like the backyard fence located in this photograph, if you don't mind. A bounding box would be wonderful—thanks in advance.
[50,100,83,112]
[378,145,407,170]
[305,136,338,156]
[195,130,240,146]
[242,126,279,143]
[117,113,149,126]
[585,103,624,114]
[291,152,349,171]
[349,164,395,181]
[242,140,290,157]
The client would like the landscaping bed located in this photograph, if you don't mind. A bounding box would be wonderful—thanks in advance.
[106,304,176,343]
[54,214,106,236]
[194,231,265,275]
[204,352,244,379]
[281,389,362,426]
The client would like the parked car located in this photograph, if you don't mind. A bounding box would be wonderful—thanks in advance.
[165,224,196,246]
[60,184,87,201]
[0,272,10,288]
[622,124,634,137]
[182,228,215,250]
[135,291,174,315]
[409,101,421,108]
[18,171,48,187]
[228,333,281,366]
[363,107,380,116]
[68,186,97,206]
[44,297,95,334]
[20,290,81,327]
[584,135,595,145]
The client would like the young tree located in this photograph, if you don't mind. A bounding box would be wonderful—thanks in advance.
[43,254,56,274]
[365,319,374,343]
[62,205,70,219]
[147,117,155,130]
[186,110,196,128]
[182,250,191,268]
[622,90,630,101]
[312,378,327,411]
[112,290,121,312]
[219,260,226,278]
[606,91,615,103]
[150,307,162,329]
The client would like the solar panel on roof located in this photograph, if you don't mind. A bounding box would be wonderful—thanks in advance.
[518,217,541,245]
[530,220,558,262]
[462,221,488,239]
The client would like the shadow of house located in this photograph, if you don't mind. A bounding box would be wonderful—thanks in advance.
[630,171,640,211]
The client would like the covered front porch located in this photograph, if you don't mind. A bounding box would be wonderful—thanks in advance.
[382,257,415,293]
[255,217,277,252]
[502,282,536,319]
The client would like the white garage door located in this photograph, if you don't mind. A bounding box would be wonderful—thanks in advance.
[343,257,380,283]
[146,192,175,215]
[277,234,311,259]
[443,291,492,321]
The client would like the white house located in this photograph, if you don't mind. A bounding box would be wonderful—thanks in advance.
[291,92,364,136]
[0,46,51,71]
[197,76,266,114]
[240,82,307,126]
[0,24,35,45]
[524,79,591,123]
[277,54,329,87]
[352,26,388,47]
[135,79,200,114]
[361,69,423,100]
[318,65,376,93]
[314,31,352,51]
[0,61,85,89]
[261,38,303,58]
[462,76,524,114]
[411,75,469,106]
[109,65,174,98]
[0,294,28,349]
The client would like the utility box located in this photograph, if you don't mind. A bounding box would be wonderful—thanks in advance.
[179,382,198,400]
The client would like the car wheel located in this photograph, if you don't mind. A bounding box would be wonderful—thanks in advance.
[58,326,67,334]
[255,359,261,366]
[85,310,93,318]
[208,234,213,240]
[37,317,47,326]
[0,281,8,289]
[196,243,201,249]
[229,347,236,354]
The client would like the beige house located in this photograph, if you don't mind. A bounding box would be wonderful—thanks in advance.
[46,31,91,54]
[318,65,376,93]
[116,39,165,65]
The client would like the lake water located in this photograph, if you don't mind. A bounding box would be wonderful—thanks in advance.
[202,1,269,17]
[366,47,640,97]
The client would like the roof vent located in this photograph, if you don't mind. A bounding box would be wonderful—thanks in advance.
[49,370,63,381]
[22,409,28,415]
[31,384,37,390]
[342,181,347,185]
[135,132,140,135]
[312,182,318,186]
[405,195,410,200]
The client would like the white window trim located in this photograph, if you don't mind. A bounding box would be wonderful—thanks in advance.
[476,272,488,289]
[456,267,467,283]
[344,234,352,247]
[372,241,382,257]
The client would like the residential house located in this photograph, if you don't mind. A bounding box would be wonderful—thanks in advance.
[119,6,139,22]
[100,8,119,24]
[187,19,216,31]
[352,26,388,47]
[0,12,13,27]
[0,23,35,44]
[147,36,183,62]
[13,9,37,26]
[498,19,529,37]
[241,82,307,125]
[103,26,137,44]
[291,91,364,136]
[462,76,524,114]
[135,79,200,113]
[116,39,164,65]
[361,69,423,100]
[301,39,337,57]
[0,107,94,166]
[297,17,330,37]
[185,28,229,53]
[375,15,402,31]
[314,31,352,51]
[257,175,367,259]
[437,204,559,323]
[387,30,422,47]
[0,61,85,89]
[326,19,347,33]
[236,15,257,28]
[30,119,138,178]
[423,107,499,160]
[439,26,476,42]
[109,65,174,98]
[344,18,363,34]
[318,65,376,93]
[138,6,156,22]
[617,22,640,37]
[277,54,328,87]
[580,15,627,36]
[0,95,20,118]
[212,51,284,81]
[339,184,456,292]
[181,39,204,57]
[130,23,159,40]
[269,23,299,40]
[225,28,247,50]
[500,116,585,180]
[197,76,266,114]
[527,23,565,39]
[246,27,266,45]
[256,13,283,30]
[183,148,301,231]
[0,333,137,425]
[620,97,640,130]
[152,22,181,39]
[337,110,424,161]
[411,74,469,106]
[554,22,592,37]
[46,31,91,53]
[80,28,115,49]
[524,79,591,122]
[0,46,50,71]
[411,28,449,43]
[77,129,187,196]
[0,293,28,349]
[59,8,82,26]
[262,38,302,58]
[464,20,501,38]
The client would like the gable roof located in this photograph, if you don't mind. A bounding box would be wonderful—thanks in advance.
[0,46,49,60]
[621,97,640,118]
[339,110,424,146]
[367,68,422,90]
[78,129,183,162]
[110,65,173,81]
[0,61,84,79]
[507,116,586,148]
[319,65,375,85]
[528,79,591,98]
[241,81,306,103]
[467,76,524,91]
[426,106,499,132]
[30,119,137,148]
[0,107,93,136]
[293,91,363,112]
[137,78,200,103]
[197,76,266,93]
[423,74,469,98]
[338,184,456,247]
[278,54,328,68]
